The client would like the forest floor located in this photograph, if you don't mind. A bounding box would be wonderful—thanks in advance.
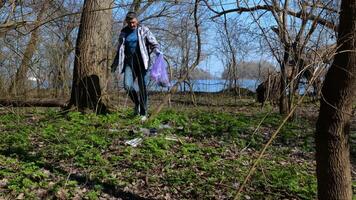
[0,93,355,200]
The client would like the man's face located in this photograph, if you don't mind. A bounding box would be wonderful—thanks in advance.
[127,18,138,29]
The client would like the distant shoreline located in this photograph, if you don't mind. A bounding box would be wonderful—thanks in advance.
[148,79,260,93]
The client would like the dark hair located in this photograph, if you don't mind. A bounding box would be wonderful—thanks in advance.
[125,11,137,21]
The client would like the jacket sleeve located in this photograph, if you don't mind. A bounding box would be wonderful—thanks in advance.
[145,27,161,55]
[110,31,125,73]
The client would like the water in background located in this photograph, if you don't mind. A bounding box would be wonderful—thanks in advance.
[29,78,312,95]
[28,79,260,93]
[148,79,260,93]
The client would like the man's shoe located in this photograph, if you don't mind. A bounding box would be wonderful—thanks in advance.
[140,115,148,122]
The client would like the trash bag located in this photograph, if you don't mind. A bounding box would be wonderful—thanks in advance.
[150,54,171,87]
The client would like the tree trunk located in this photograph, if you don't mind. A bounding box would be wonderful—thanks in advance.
[67,0,112,114]
[315,0,355,199]
[55,35,72,98]
[0,75,5,96]
[279,49,290,114]
[9,1,49,96]
[129,0,142,13]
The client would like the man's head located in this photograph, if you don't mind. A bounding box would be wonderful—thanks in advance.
[125,11,138,29]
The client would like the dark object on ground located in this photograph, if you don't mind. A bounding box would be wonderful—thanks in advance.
[0,99,66,107]
[219,87,255,96]
[256,74,280,106]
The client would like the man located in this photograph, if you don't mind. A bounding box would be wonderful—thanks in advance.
[111,12,161,121]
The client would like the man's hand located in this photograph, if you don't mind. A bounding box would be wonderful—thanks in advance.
[156,52,162,57]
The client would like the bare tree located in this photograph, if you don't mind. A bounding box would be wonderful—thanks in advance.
[66,0,113,114]
[259,0,337,114]
[8,0,50,96]
[46,2,79,97]
[220,13,239,95]
[315,0,355,199]
[205,0,339,114]
[47,25,75,97]
[151,0,202,116]
[0,0,26,37]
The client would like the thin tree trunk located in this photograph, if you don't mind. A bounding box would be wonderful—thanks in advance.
[9,1,49,96]
[222,13,238,96]
[67,0,112,114]
[186,79,197,106]
[151,0,201,118]
[57,36,72,97]
[279,48,289,114]
[315,0,355,199]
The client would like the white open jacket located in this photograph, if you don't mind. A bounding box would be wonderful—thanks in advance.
[111,24,160,73]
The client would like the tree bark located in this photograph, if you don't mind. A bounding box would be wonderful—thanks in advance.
[279,48,290,114]
[67,0,112,114]
[315,0,355,199]
[55,35,72,97]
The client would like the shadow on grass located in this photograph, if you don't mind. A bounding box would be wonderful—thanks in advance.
[0,150,151,200]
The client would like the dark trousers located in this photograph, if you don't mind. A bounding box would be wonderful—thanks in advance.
[123,53,149,116]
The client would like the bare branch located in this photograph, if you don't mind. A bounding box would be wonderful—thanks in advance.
[210,4,337,31]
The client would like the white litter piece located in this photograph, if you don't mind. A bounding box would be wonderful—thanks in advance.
[109,128,119,132]
[159,124,172,129]
[139,128,150,136]
[165,135,179,141]
[125,137,143,147]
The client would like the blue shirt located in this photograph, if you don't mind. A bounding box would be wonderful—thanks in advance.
[125,28,138,55]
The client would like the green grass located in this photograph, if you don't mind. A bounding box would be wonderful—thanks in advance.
[0,105,322,199]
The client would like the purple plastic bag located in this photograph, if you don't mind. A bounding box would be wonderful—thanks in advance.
[150,54,171,87]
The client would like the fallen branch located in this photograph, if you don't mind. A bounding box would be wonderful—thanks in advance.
[0,99,67,107]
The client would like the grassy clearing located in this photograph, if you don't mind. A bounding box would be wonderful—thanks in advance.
[0,98,353,199]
